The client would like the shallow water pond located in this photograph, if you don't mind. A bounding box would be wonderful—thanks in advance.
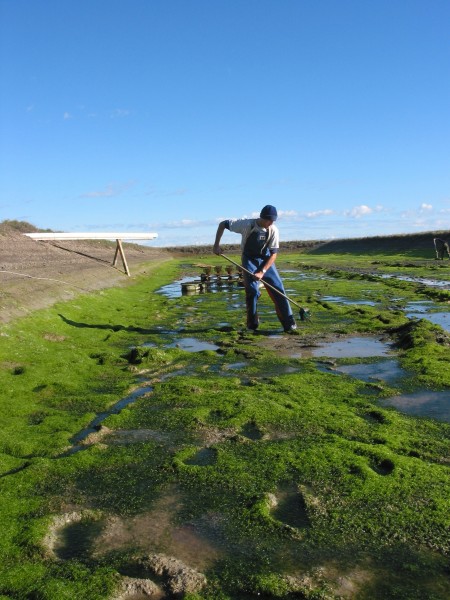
[270,482,310,530]
[321,295,377,307]
[166,337,220,352]
[68,384,154,451]
[405,301,450,332]
[53,490,223,572]
[311,337,393,359]
[158,275,242,298]
[380,274,450,289]
[380,390,450,423]
[331,359,407,385]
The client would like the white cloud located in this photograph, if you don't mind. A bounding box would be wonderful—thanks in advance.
[345,205,373,218]
[63,112,73,120]
[166,219,199,228]
[305,209,335,218]
[278,210,298,218]
[419,203,433,212]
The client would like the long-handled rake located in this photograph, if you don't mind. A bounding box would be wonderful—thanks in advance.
[220,253,311,321]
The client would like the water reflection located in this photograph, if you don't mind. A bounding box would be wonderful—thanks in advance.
[380,390,450,423]
[321,295,376,307]
[334,359,406,384]
[312,337,392,358]
[405,301,450,332]
[166,338,219,352]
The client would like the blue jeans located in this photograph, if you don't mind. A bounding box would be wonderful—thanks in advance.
[241,255,295,330]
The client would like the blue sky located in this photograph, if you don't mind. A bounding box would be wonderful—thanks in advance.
[1,0,449,247]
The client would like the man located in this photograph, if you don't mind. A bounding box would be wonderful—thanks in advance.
[213,204,297,332]
[433,238,450,260]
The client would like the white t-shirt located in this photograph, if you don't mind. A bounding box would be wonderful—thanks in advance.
[225,218,279,254]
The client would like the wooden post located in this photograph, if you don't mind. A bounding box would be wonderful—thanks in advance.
[113,239,130,276]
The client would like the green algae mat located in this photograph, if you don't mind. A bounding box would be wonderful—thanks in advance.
[0,254,449,599]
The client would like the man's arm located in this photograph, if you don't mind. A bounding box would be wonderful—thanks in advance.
[213,221,228,255]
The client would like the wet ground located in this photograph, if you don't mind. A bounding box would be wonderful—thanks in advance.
[155,267,450,425]
[38,261,450,599]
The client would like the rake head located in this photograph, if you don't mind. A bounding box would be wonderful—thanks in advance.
[299,307,311,321]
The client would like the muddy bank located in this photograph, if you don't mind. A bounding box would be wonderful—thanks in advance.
[0,226,172,322]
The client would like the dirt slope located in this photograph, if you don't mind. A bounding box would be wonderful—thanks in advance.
[0,226,171,323]
[309,230,450,255]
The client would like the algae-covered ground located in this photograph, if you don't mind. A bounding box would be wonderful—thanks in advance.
[0,252,449,599]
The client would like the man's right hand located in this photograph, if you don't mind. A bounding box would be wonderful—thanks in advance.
[213,244,222,255]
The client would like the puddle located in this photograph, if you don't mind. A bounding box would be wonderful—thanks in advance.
[259,335,393,360]
[52,490,223,574]
[312,337,392,359]
[380,390,450,423]
[331,359,407,384]
[280,270,335,281]
[166,338,219,352]
[158,275,243,298]
[380,274,450,289]
[409,311,450,331]
[321,295,376,307]
[270,483,310,530]
[419,312,450,331]
[94,493,221,571]
[404,301,434,313]
[240,421,264,440]
[66,385,154,452]
[52,516,103,560]
[157,277,205,299]
[184,447,217,466]
[223,362,247,370]
[399,300,450,331]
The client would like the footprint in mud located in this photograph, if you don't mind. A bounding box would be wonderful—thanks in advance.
[184,447,217,466]
[48,490,223,582]
[270,483,311,530]
[240,421,264,440]
[370,458,395,476]
[44,512,103,561]
[363,409,389,424]
[54,519,104,560]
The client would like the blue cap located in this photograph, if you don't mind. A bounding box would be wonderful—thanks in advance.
[260,205,278,221]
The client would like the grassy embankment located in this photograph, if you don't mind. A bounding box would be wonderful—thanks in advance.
[0,247,449,599]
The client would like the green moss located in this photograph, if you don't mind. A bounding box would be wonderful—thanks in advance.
[0,254,449,598]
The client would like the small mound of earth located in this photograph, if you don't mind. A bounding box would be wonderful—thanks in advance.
[135,553,207,595]
[196,424,237,446]
[113,576,163,600]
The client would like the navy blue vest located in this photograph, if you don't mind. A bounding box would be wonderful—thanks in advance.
[243,223,269,258]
